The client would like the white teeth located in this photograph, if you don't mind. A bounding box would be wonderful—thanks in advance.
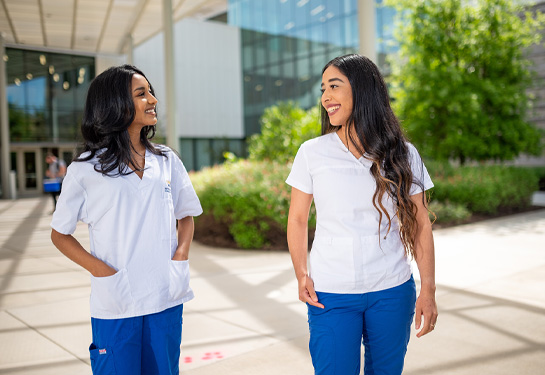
[327,105,340,113]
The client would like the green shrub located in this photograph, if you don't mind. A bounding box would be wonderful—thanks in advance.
[428,164,540,214]
[247,102,320,163]
[191,155,540,249]
[191,159,316,249]
[429,201,471,225]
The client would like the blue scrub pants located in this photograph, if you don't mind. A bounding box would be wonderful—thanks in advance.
[307,277,416,375]
[89,304,184,375]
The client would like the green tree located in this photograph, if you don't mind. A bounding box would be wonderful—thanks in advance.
[248,101,320,163]
[387,0,545,163]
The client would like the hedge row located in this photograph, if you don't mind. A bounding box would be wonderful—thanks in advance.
[191,160,543,249]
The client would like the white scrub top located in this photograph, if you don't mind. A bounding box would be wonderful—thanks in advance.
[286,132,433,294]
[51,147,203,319]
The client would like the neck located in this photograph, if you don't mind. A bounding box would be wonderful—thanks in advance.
[128,128,145,155]
[336,126,363,155]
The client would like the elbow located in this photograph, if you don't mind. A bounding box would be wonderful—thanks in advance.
[50,229,59,246]
[51,228,67,248]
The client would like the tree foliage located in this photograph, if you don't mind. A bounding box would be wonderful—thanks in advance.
[247,101,320,163]
[387,0,545,163]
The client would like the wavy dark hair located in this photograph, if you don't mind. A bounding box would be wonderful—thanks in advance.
[75,64,166,175]
[321,54,428,258]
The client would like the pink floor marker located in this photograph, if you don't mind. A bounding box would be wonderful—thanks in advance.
[201,351,224,360]
[183,357,192,363]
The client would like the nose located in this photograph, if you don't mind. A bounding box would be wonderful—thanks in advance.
[148,92,158,104]
[322,92,330,103]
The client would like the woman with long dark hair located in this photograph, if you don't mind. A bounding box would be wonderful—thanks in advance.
[286,54,437,374]
[50,65,202,375]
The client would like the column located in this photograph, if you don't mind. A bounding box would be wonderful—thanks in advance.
[0,34,12,199]
[162,0,178,151]
[127,35,134,65]
[358,0,377,64]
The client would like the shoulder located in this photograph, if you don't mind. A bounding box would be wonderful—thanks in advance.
[406,142,418,153]
[153,143,172,154]
[405,142,423,161]
[152,144,179,162]
[299,133,335,153]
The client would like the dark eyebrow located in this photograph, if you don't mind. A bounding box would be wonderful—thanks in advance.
[320,77,344,87]
[133,86,146,92]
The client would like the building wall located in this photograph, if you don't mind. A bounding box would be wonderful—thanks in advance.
[95,54,127,76]
[133,19,243,170]
[175,19,243,139]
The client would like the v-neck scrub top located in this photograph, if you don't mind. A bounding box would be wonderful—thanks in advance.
[286,133,433,294]
[51,147,203,319]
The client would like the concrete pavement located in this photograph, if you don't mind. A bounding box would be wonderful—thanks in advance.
[0,196,544,374]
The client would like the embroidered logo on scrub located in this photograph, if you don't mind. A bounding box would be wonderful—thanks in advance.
[165,180,171,193]
[99,348,107,355]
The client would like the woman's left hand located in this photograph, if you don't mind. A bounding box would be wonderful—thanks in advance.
[172,250,188,261]
[414,289,438,337]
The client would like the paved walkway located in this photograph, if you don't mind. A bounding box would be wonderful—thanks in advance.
[0,196,544,374]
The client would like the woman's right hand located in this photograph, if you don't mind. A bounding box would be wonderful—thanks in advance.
[92,262,117,277]
[298,274,324,309]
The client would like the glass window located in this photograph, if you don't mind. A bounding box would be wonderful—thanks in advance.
[309,25,326,53]
[195,139,212,171]
[324,0,341,18]
[325,17,343,47]
[268,37,282,65]
[282,37,297,62]
[24,152,37,189]
[6,48,95,143]
[255,39,267,67]
[6,49,25,109]
[243,44,254,68]
[180,139,196,171]
[296,38,311,59]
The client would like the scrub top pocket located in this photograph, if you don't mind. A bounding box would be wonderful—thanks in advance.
[310,237,355,292]
[90,269,133,316]
[360,232,405,287]
[168,260,191,301]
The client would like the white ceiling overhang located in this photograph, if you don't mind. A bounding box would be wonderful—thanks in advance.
[0,0,227,54]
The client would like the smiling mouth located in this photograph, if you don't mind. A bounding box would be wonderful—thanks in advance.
[145,108,156,115]
[327,105,340,115]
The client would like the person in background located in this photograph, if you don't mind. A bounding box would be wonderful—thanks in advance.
[286,54,438,375]
[45,152,66,207]
[50,65,202,375]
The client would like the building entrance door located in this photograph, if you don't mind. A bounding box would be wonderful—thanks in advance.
[13,148,43,197]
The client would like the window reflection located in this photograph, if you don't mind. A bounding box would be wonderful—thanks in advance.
[228,0,363,136]
[6,48,95,143]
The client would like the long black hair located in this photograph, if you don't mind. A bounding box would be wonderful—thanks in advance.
[321,54,426,258]
[75,64,166,175]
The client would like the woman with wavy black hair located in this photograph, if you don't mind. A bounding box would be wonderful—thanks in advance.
[287,54,437,374]
[50,65,202,375]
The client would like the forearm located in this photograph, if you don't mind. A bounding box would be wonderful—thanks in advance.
[173,216,194,260]
[51,229,115,277]
[414,220,436,294]
[287,218,309,280]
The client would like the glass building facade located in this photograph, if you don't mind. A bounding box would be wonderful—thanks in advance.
[2,48,95,196]
[6,48,95,143]
[228,0,358,135]
[228,0,397,135]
